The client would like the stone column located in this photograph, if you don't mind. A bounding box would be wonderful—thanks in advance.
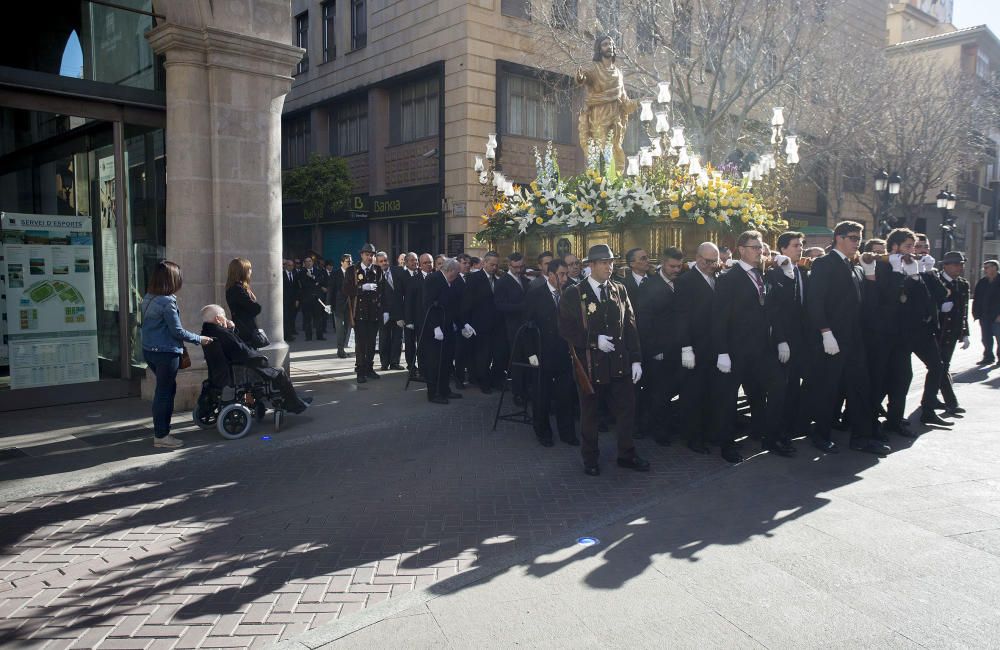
[145,20,302,407]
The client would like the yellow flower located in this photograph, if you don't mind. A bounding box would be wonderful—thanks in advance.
[741,215,750,223]
[494,202,504,212]
[696,216,705,225]
[529,207,535,214]
[540,197,548,205]
[725,208,733,216]
[535,216,544,224]
[709,200,718,209]
[530,180,538,190]
[696,189,705,198]
[595,176,604,184]
[682,202,694,211]
[481,214,488,222]
[670,208,680,219]
[595,215,603,223]
[720,198,730,208]
[600,191,608,199]
[546,209,554,216]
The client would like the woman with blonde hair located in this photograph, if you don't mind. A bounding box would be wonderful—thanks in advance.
[225,257,266,349]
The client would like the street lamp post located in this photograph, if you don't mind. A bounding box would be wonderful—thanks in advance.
[875,168,902,237]
[936,186,958,259]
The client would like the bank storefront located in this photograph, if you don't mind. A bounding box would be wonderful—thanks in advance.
[0,0,165,411]
[283,184,441,262]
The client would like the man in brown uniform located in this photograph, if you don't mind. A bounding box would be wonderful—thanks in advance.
[343,242,384,383]
[558,244,649,476]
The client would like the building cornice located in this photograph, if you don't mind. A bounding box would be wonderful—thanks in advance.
[147,23,304,80]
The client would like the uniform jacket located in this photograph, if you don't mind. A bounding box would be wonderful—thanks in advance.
[522,281,571,374]
[939,273,971,342]
[343,262,384,324]
[558,278,640,385]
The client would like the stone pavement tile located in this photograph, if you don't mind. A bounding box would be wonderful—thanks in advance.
[588,611,763,650]
[888,504,1000,536]
[768,546,915,593]
[427,594,595,647]
[947,527,1000,559]
[328,612,449,649]
[833,576,1000,647]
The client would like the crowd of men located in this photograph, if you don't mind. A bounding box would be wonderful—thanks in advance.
[281,221,1000,476]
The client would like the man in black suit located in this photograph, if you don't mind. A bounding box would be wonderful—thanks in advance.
[405,253,433,378]
[295,257,326,341]
[329,254,352,358]
[522,259,578,447]
[635,247,686,446]
[282,259,299,342]
[400,252,420,373]
[808,221,888,455]
[495,252,530,402]
[766,232,810,449]
[622,247,652,437]
[937,251,972,413]
[377,251,406,370]
[421,258,463,404]
[461,251,503,394]
[452,253,472,387]
[343,243,384,383]
[972,260,1000,364]
[712,231,790,463]
[676,242,720,455]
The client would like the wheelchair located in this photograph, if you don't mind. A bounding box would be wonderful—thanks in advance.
[191,364,287,439]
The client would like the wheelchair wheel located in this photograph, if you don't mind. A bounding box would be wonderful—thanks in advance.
[217,403,253,440]
[192,403,217,429]
[273,410,283,433]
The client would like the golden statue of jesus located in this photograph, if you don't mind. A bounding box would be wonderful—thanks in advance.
[576,35,636,171]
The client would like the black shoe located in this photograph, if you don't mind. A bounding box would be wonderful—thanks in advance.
[617,456,651,471]
[389,364,405,371]
[884,425,919,439]
[337,349,347,359]
[357,374,367,384]
[446,392,463,399]
[481,386,493,395]
[380,365,389,371]
[584,465,601,476]
[919,411,951,426]
[977,357,995,366]
[561,436,581,446]
[367,370,381,379]
[850,437,891,456]
[812,439,838,454]
[721,446,744,464]
[945,405,966,415]
[687,441,711,455]
[762,440,795,457]
[429,396,449,404]
[538,438,554,447]
[655,437,672,447]
[513,395,526,407]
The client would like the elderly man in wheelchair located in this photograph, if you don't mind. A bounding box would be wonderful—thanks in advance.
[193,304,312,438]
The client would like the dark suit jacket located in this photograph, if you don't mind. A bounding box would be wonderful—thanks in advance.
[972,276,998,320]
[635,272,679,361]
[712,264,770,358]
[766,265,808,351]
[806,251,865,345]
[405,271,427,327]
[621,272,651,314]
[421,271,461,342]
[381,266,407,321]
[495,272,529,342]
[675,266,716,352]
[282,269,298,307]
[328,267,348,309]
[295,267,326,303]
[461,269,498,334]
[523,282,570,373]
[201,321,278,388]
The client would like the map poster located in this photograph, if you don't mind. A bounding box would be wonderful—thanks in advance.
[1,212,99,389]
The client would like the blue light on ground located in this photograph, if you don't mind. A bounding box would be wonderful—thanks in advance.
[261,435,272,441]
[576,537,599,546]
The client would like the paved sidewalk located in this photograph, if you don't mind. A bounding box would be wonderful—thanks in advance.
[0,337,996,649]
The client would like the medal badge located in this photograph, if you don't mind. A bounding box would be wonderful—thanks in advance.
[587,302,598,314]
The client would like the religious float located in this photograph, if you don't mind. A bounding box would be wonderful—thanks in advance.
[474,35,800,263]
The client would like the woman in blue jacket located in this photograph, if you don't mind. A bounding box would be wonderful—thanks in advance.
[141,260,213,449]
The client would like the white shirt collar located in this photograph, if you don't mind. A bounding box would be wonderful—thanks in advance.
[659,267,674,286]
[632,271,646,285]
[587,276,608,295]
[507,270,521,282]
[696,267,715,286]
[421,270,429,278]
[831,248,849,262]
[547,280,560,294]
[737,260,756,273]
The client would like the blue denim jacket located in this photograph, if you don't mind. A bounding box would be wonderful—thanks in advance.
[141,294,202,354]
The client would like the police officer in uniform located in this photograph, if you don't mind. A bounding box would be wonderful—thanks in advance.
[937,251,971,414]
[558,244,649,476]
[343,243,384,383]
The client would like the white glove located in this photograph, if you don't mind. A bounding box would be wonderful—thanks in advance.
[396,319,405,328]
[653,353,664,361]
[822,330,840,356]
[383,312,390,324]
[777,342,790,364]
[901,259,920,277]
[962,335,971,349]
[681,346,695,369]
[597,335,616,353]
[860,258,876,277]
[323,304,332,315]
[889,254,903,273]
[716,353,732,374]
[462,323,477,338]
[773,254,794,279]
[724,258,737,268]
[919,255,936,273]
[941,301,954,313]
[362,282,377,291]
[631,362,643,384]
[433,326,444,341]
[405,323,415,330]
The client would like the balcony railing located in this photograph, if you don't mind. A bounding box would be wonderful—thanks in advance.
[958,181,995,206]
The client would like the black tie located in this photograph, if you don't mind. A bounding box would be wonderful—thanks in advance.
[600,283,608,303]
[553,289,560,306]
[794,268,802,305]
[845,257,860,300]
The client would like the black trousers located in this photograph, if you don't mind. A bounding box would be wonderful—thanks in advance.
[939,336,959,407]
[404,325,418,370]
[334,305,351,351]
[778,350,809,441]
[261,367,303,409]
[867,334,911,428]
[577,379,636,467]
[473,329,504,388]
[979,318,997,360]
[533,366,576,442]
[420,337,454,399]
[712,351,785,448]
[378,320,403,368]
[811,339,873,442]
[301,300,324,339]
[911,330,943,409]
[283,301,298,339]
[678,344,714,447]
[638,356,685,443]
[354,320,379,375]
